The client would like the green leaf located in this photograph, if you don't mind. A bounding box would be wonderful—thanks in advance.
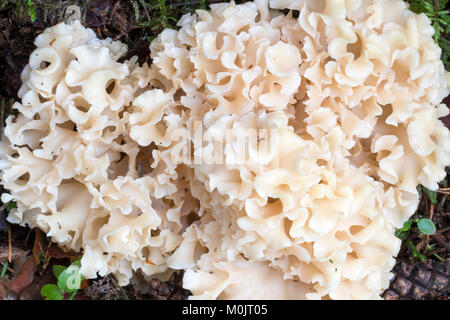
[400,219,414,232]
[423,1,434,11]
[395,219,414,239]
[417,218,436,235]
[72,258,81,267]
[422,186,437,205]
[41,284,64,300]
[0,262,8,278]
[52,265,66,279]
[138,21,152,28]
[38,252,45,263]
[25,0,36,22]
[199,0,209,10]
[6,201,17,211]
[433,253,445,262]
[407,240,426,262]
[426,243,436,252]
[57,263,84,293]
[437,18,448,25]
[437,0,449,11]
[68,291,77,300]
[438,37,450,68]
[417,185,422,198]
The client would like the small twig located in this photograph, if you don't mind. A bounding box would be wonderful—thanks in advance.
[0,245,29,262]
[437,193,447,211]
[437,189,450,194]
[426,247,445,256]
[416,240,424,253]
[433,253,446,262]
[32,228,45,266]
[23,228,32,246]
[39,241,52,276]
[139,0,151,22]
[109,1,122,23]
[437,226,450,234]
[431,233,450,252]
[0,261,14,275]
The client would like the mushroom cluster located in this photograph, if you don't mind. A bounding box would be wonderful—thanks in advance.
[1,0,449,299]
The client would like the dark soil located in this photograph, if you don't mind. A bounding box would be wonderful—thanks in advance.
[0,0,448,300]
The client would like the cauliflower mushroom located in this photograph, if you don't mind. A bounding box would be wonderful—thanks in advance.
[0,0,449,299]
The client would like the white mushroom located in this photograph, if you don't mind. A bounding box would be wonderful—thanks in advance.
[1,0,449,300]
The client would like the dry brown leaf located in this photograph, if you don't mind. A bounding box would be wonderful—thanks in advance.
[45,245,81,260]
[0,245,28,261]
[10,256,35,295]
[0,278,9,299]
[18,283,41,300]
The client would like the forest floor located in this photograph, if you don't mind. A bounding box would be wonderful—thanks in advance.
[0,0,448,300]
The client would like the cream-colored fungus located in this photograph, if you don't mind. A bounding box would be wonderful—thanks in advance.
[1,0,449,299]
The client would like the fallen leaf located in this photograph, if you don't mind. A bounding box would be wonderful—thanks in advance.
[18,282,41,300]
[45,245,81,259]
[35,265,57,287]
[10,256,35,295]
[0,245,28,261]
[0,278,9,299]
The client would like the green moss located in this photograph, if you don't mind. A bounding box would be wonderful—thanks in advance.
[0,0,36,22]
[198,0,209,10]
[132,0,212,42]
[25,0,37,22]
[406,0,450,67]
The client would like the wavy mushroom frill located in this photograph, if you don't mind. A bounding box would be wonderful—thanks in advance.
[0,21,194,285]
[1,0,450,300]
